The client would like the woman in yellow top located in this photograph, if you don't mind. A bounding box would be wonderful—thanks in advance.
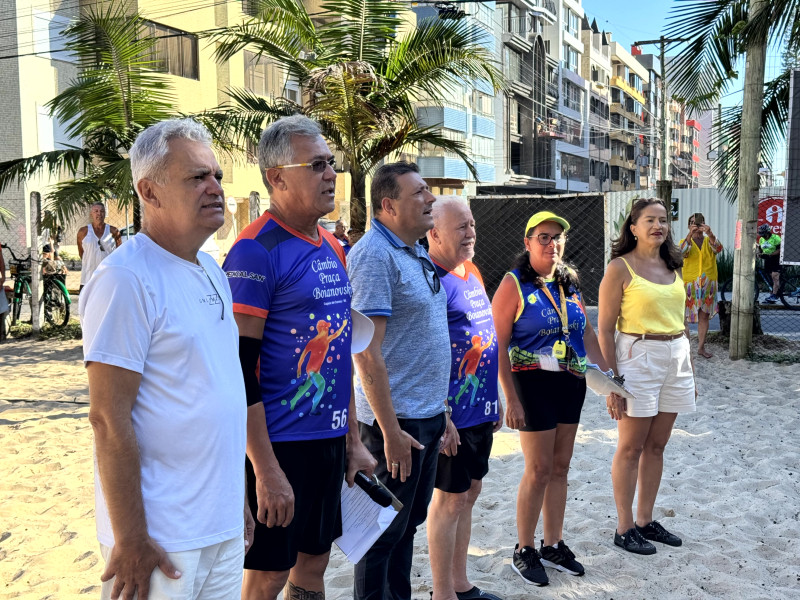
[598,198,696,556]
[680,213,723,358]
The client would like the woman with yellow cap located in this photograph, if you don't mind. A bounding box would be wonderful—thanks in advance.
[492,210,609,586]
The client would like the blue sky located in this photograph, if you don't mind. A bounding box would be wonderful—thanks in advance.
[581,0,675,51]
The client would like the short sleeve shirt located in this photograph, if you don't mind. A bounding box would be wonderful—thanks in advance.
[348,219,450,424]
[223,213,352,442]
[436,260,499,429]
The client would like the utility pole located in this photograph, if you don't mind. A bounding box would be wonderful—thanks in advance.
[633,36,689,206]
[730,0,769,359]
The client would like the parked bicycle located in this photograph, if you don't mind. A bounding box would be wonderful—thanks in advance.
[720,264,800,311]
[0,243,71,328]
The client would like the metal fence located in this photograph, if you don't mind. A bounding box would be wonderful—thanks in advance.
[469,190,800,358]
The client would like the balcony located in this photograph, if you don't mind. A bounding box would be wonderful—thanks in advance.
[536,119,566,139]
[417,156,470,181]
[610,155,635,170]
[416,104,468,132]
[610,130,634,145]
[610,103,645,127]
[528,0,557,23]
[547,81,559,99]
[610,76,646,106]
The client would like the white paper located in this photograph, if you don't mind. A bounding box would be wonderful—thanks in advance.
[334,480,398,564]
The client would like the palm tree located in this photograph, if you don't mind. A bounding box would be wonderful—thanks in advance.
[0,2,175,229]
[199,0,503,235]
[665,0,796,198]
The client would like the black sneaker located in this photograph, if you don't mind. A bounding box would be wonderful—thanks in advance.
[636,520,683,547]
[454,586,503,600]
[539,540,585,576]
[614,527,656,555]
[511,544,549,586]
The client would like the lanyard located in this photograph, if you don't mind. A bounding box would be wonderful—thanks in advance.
[540,283,569,338]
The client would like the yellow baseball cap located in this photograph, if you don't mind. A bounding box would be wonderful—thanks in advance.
[525,211,570,235]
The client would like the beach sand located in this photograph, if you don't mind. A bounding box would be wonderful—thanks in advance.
[1,335,798,599]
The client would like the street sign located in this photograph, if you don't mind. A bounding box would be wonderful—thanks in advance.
[226,196,237,215]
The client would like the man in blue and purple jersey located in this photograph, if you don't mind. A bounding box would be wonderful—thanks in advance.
[223,115,375,600]
[425,197,503,600]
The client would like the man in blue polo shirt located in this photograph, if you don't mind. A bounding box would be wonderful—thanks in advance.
[348,162,453,600]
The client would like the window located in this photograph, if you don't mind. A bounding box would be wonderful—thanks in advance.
[473,91,493,116]
[244,50,287,97]
[509,98,519,135]
[472,136,493,162]
[563,8,579,37]
[561,116,582,146]
[562,80,583,113]
[143,21,198,80]
[562,44,579,73]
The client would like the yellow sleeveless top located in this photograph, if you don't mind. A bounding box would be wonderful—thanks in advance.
[617,257,686,334]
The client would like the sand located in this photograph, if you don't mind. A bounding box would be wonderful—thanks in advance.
[1,335,799,599]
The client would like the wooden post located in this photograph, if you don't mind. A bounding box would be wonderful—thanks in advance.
[729,0,768,360]
[29,191,41,333]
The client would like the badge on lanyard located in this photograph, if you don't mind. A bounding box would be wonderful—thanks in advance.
[541,283,570,361]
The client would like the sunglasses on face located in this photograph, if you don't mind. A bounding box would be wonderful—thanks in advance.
[527,233,567,246]
[273,157,336,173]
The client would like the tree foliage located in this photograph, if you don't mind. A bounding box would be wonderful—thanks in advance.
[666,0,798,200]
[0,2,175,226]
[199,0,503,233]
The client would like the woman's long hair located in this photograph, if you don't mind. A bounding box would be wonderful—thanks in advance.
[610,198,683,271]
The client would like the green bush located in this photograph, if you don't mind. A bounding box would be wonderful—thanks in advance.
[716,249,734,283]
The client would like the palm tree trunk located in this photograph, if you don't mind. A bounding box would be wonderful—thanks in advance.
[729,0,769,360]
[349,172,368,242]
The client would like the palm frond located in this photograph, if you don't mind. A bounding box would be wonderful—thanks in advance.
[0,149,89,195]
[194,91,302,153]
[665,0,746,110]
[318,0,401,64]
[383,17,504,104]
[0,206,13,228]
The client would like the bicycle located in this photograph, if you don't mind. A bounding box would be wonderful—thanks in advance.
[0,243,72,329]
[720,264,800,311]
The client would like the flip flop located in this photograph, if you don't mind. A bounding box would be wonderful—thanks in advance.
[697,349,713,359]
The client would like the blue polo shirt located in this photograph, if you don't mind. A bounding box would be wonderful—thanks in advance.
[347,219,451,424]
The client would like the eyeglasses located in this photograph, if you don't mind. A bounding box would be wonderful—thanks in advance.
[528,233,567,246]
[403,248,441,294]
[273,157,336,173]
[98,240,105,252]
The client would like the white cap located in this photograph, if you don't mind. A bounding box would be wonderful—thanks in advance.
[350,309,374,354]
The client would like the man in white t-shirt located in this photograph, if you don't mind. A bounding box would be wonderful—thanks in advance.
[81,118,253,600]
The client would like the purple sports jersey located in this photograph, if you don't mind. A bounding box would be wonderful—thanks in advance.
[223,213,353,442]
[436,260,499,429]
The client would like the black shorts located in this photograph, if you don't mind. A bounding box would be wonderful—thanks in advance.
[763,254,781,274]
[511,369,587,432]
[435,421,494,493]
[244,436,346,572]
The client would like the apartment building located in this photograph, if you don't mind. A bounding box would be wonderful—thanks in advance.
[580,15,611,192]
[1,0,345,257]
[412,2,500,196]
[634,51,662,191]
[608,41,649,191]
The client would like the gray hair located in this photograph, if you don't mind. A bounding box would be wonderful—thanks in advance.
[258,115,322,192]
[431,195,469,224]
[129,118,213,187]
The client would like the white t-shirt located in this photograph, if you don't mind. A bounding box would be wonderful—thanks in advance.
[81,234,247,552]
[81,223,118,286]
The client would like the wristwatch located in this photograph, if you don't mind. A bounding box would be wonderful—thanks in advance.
[445,405,453,417]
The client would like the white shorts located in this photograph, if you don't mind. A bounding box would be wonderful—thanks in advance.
[100,535,244,600]
[615,333,696,418]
